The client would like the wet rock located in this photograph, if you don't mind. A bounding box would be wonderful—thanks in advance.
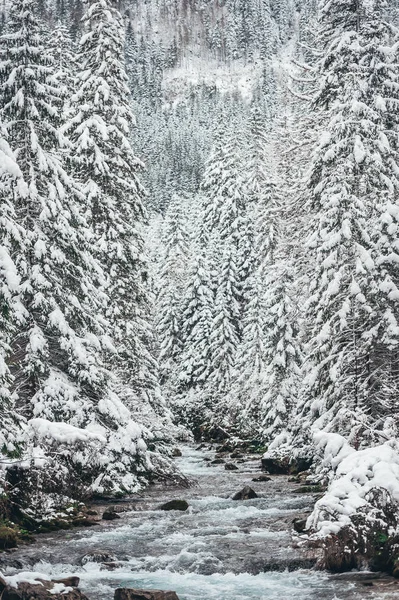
[159,500,189,511]
[85,509,99,516]
[230,451,243,459]
[211,458,225,465]
[0,581,89,600]
[102,510,121,521]
[252,475,271,482]
[224,463,238,471]
[101,562,124,571]
[81,551,117,565]
[114,589,180,600]
[261,456,313,475]
[261,457,289,475]
[171,448,182,457]
[232,486,258,501]
[53,578,80,588]
[393,560,399,578]
[292,518,307,533]
[294,485,325,494]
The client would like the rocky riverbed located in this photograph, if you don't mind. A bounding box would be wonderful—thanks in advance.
[1,446,398,599]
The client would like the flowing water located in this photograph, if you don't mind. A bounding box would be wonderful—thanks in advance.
[1,446,398,599]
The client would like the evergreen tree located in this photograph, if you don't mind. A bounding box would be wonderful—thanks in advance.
[0,133,28,459]
[179,249,214,391]
[156,194,190,385]
[300,0,399,448]
[67,0,162,413]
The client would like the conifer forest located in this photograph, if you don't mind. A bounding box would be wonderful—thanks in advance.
[2,1,399,599]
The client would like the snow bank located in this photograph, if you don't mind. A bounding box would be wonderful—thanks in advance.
[307,432,399,538]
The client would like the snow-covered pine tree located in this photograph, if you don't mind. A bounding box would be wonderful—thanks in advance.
[0,132,28,462]
[179,248,214,392]
[0,0,152,500]
[156,194,190,387]
[67,0,173,441]
[259,264,302,443]
[299,0,399,449]
[208,243,240,397]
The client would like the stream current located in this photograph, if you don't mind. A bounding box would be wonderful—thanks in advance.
[2,446,398,599]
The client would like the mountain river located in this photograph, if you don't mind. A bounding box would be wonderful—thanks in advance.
[1,446,398,599]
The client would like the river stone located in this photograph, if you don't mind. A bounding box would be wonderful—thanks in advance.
[102,510,121,521]
[224,463,238,471]
[292,518,307,533]
[114,589,180,600]
[159,500,189,511]
[81,551,117,565]
[232,486,258,501]
[172,448,182,457]
[252,475,271,482]
[211,458,225,464]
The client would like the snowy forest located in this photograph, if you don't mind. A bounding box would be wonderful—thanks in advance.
[2,0,399,596]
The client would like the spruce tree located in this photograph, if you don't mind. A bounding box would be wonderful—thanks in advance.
[300,0,399,447]
[156,194,190,386]
[0,134,28,459]
[67,0,171,436]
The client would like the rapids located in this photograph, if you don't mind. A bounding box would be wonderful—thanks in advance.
[1,446,397,599]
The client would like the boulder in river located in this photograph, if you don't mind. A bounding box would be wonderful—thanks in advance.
[114,589,180,600]
[102,510,121,521]
[211,458,225,465]
[81,551,117,565]
[232,486,258,501]
[159,500,189,511]
[252,475,271,482]
[224,463,238,471]
[171,448,182,457]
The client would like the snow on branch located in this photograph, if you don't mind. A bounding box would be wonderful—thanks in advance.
[27,418,106,446]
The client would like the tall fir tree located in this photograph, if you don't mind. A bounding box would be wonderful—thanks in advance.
[298,0,399,450]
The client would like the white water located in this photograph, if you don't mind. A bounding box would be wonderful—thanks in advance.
[2,446,386,599]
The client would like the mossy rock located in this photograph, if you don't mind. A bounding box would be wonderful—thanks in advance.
[0,524,18,550]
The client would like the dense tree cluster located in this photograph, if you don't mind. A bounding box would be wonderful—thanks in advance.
[0,0,176,519]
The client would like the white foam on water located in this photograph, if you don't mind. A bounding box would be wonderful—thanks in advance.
[26,562,351,600]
